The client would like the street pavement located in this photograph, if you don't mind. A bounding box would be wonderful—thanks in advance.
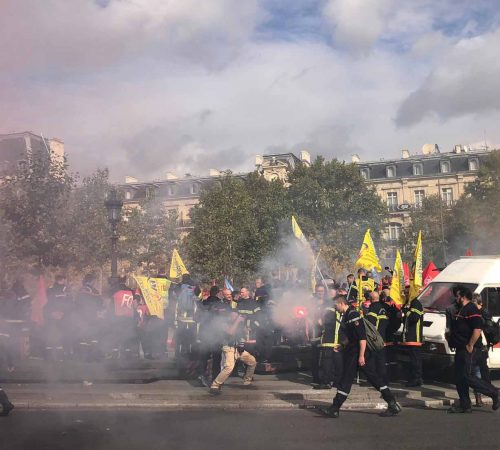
[3,373,499,411]
[2,408,500,450]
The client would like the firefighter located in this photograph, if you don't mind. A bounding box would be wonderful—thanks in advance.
[448,287,499,413]
[175,274,200,357]
[366,291,389,385]
[321,296,401,418]
[317,295,345,389]
[236,287,261,349]
[0,386,14,416]
[401,294,424,387]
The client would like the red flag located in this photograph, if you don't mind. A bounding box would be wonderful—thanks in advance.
[403,262,411,287]
[422,262,440,287]
[465,248,472,256]
[31,275,48,325]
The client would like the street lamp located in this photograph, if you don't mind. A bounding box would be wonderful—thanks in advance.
[105,188,123,283]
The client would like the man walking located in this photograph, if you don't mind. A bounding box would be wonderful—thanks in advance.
[448,287,499,413]
[366,291,389,385]
[210,311,257,395]
[321,296,401,418]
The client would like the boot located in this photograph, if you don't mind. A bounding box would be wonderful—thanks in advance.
[492,390,499,411]
[380,401,402,417]
[474,392,484,407]
[0,389,14,417]
[319,405,340,418]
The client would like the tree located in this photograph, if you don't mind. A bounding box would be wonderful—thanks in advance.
[399,195,454,267]
[121,198,179,271]
[452,149,500,255]
[287,157,387,269]
[183,172,291,282]
[60,168,112,270]
[0,146,75,267]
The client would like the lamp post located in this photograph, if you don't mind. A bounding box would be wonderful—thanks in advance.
[105,188,123,284]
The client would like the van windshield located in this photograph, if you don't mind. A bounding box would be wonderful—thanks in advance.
[419,282,478,312]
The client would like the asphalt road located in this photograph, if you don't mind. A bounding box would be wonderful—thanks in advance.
[1,408,499,450]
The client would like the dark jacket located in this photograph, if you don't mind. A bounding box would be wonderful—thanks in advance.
[402,298,424,346]
[366,302,389,343]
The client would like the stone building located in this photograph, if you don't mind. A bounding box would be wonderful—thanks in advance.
[354,144,491,246]
[120,145,491,244]
[0,131,65,178]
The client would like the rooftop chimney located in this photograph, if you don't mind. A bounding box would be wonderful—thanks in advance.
[209,168,220,177]
[166,172,178,180]
[352,154,360,163]
[125,176,138,184]
[255,155,263,167]
[402,149,410,159]
[299,150,311,166]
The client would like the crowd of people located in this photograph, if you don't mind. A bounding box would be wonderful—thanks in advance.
[1,267,499,418]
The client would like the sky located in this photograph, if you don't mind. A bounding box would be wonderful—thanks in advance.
[1,0,500,182]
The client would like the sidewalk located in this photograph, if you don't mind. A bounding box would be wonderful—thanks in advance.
[5,375,493,411]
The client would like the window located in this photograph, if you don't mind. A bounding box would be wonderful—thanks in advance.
[413,163,423,176]
[440,161,451,173]
[414,189,425,208]
[441,187,453,206]
[387,191,398,211]
[191,183,199,195]
[125,191,131,200]
[387,223,401,241]
[386,165,396,178]
[167,184,175,196]
[468,159,478,171]
[145,187,154,199]
[481,287,500,316]
[360,168,370,180]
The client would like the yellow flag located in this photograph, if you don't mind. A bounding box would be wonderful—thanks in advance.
[355,229,382,272]
[149,277,171,309]
[291,216,316,292]
[170,249,189,279]
[134,276,164,319]
[390,250,404,305]
[409,231,423,301]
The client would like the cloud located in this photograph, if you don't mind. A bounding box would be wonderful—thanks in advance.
[0,0,263,72]
[322,0,393,54]
[396,30,500,126]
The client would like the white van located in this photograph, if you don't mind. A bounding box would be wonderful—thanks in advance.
[415,256,500,370]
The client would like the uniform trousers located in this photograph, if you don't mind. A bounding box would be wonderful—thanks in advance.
[332,346,395,408]
[211,346,256,387]
[320,347,344,387]
[455,347,498,409]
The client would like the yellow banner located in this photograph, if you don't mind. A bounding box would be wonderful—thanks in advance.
[390,250,404,305]
[134,276,165,319]
[355,229,382,272]
[409,231,423,301]
[149,278,171,309]
[357,277,375,302]
[170,249,189,279]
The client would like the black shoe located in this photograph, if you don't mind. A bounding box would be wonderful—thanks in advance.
[492,391,499,411]
[380,402,401,417]
[405,380,423,388]
[313,384,332,390]
[447,405,472,414]
[318,406,339,418]
[209,386,221,396]
[0,402,14,417]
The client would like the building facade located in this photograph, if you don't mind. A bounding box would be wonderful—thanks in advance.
[0,131,65,178]
[355,144,491,245]
[120,145,491,242]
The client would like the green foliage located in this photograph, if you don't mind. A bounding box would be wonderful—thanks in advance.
[287,157,387,269]
[0,147,75,267]
[183,171,291,282]
[121,199,179,270]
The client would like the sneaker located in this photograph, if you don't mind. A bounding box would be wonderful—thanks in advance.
[380,402,402,417]
[447,405,472,414]
[0,402,14,417]
[318,406,340,418]
[492,391,499,411]
[209,386,221,395]
[243,380,253,386]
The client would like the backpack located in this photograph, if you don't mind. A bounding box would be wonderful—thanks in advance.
[483,316,500,347]
[362,318,385,353]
